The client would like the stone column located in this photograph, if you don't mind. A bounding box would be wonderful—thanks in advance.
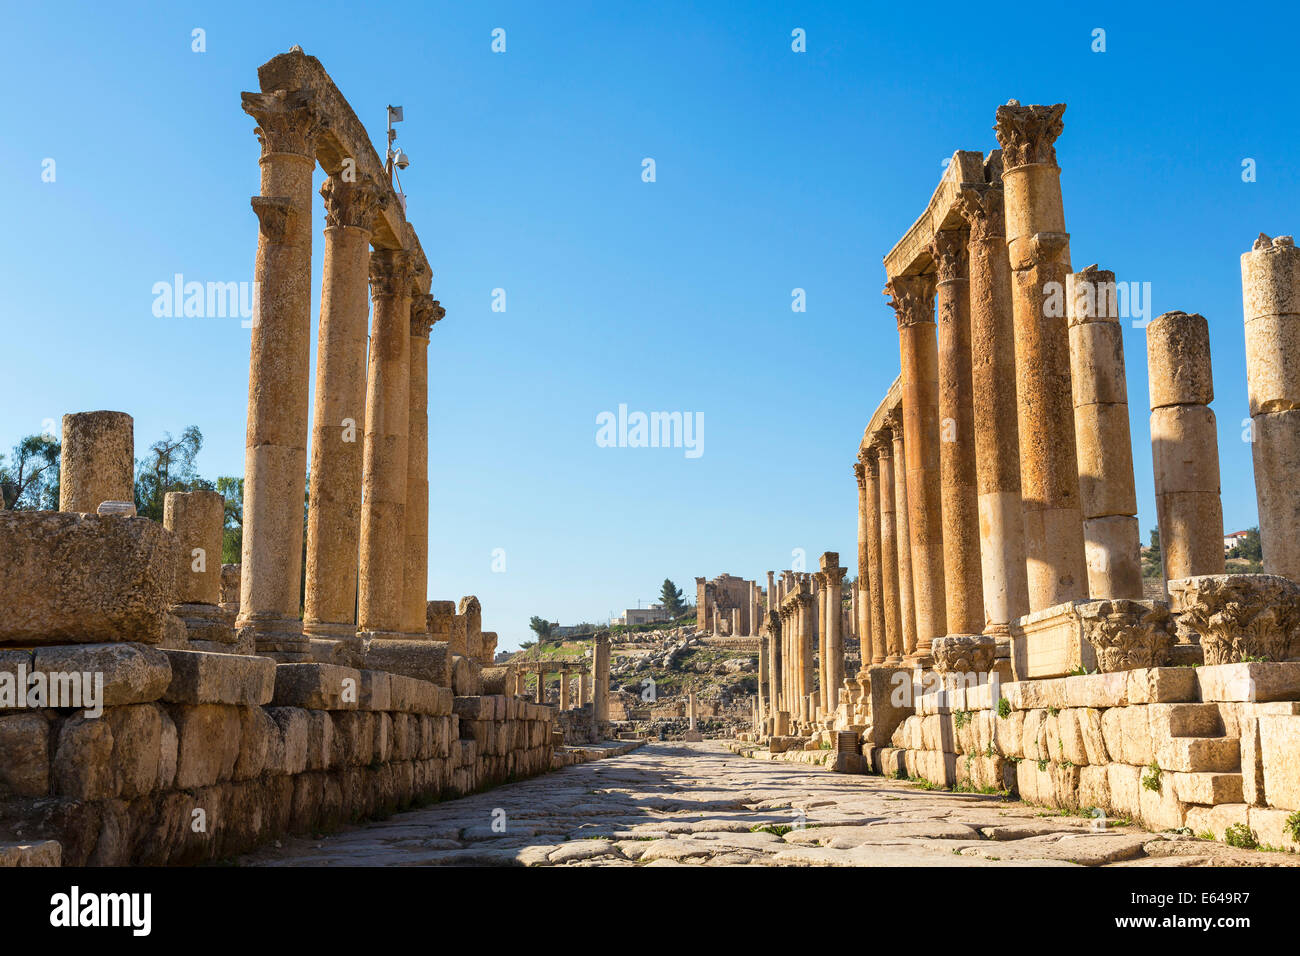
[930,228,985,634]
[994,101,1088,611]
[766,610,782,719]
[303,175,383,648]
[886,410,917,656]
[593,631,611,724]
[581,670,591,708]
[163,490,224,605]
[1067,266,1142,598]
[766,570,776,613]
[59,411,134,513]
[853,461,874,666]
[1147,311,1226,581]
[559,667,570,709]
[956,181,1030,635]
[757,630,769,723]
[400,295,443,636]
[885,273,946,663]
[357,248,414,635]
[799,587,817,725]
[237,90,325,661]
[1242,234,1300,582]
[874,431,903,664]
[822,559,846,714]
[814,571,829,714]
[535,666,547,704]
[687,688,697,731]
[860,448,886,666]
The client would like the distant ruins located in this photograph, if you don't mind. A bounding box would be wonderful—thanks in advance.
[749,101,1300,851]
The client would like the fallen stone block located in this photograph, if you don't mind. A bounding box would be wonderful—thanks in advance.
[1195,662,1300,703]
[0,512,178,645]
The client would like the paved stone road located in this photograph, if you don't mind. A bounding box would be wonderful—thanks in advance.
[240,741,1297,867]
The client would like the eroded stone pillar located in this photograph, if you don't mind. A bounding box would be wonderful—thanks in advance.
[357,248,414,635]
[995,101,1088,611]
[766,610,782,718]
[757,630,769,723]
[956,182,1030,635]
[593,631,611,723]
[163,490,224,605]
[814,571,829,714]
[1147,311,1225,581]
[853,460,874,667]
[886,410,917,656]
[238,89,325,660]
[303,175,383,647]
[874,430,903,664]
[821,554,846,714]
[59,411,134,513]
[798,587,817,725]
[559,667,570,709]
[930,228,985,634]
[1242,234,1300,581]
[860,448,886,666]
[400,295,443,636]
[1067,266,1142,598]
[885,273,946,663]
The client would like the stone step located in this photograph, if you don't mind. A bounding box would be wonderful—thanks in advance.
[1156,736,1241,773]
[1149,703,1224,739]
[1168,771,1244,805]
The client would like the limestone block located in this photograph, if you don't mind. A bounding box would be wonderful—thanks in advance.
[359,670,392,711]
[364,639,450,687]
[426,600,456,639]
[1247,806,1300,852]
[163,490,224,605]
[1078,764,1110,810]
[1106,763,1143,820]
[1184,803,1251,841]
[1168,771,1243,806]
[0,512,178,645]
[158,707,177,789]
[51,714,115,799]
[32,642,171,707]
[1077,708,1109,765]
[1148,703,1222,740]
[233,705,276,780]
[272,662,361,710]
[994,709,1024,758]
[1195,661,1300,702]
[1139,775,1189,831]
[451,654,483,696]
[374,713,392,763]
[1100,706,1153,766]
[0,714,50,796]
[1010,602,1098,681]
[1259,714,1300,810]
[266,707,310,775]
[170,703,241,788]
[1155,736,1240,774]
[1056,709,1088,765]
[0,841,62,867]
[449,616,468,656]
[1063,671,1128,709]
[1147,311,1213,408]
[106,703,165,797]
[1125,666,1198,705]
[862,666,914,746]
[58,410,134,513]
[162,649,275,705]
[220,564,241,609]
[305,710,334,770]
[331,711,374,766]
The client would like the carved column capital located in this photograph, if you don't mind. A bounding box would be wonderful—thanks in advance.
[853,460,867,491]
[861,445,880,474]
[883,407,904,438]
[929,228,970,282]
[955,184,1006,242]
[241,89,328,159]
[321,175,386,232]
[411,294,446,337]
[369,249,415,299]
[870,430,893,457]
[993,101,1066,170]
[825,566,848,587]
[883,274,936,329]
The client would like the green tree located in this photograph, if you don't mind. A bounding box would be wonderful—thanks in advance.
[0,433,61,510]
[217,476,244,564]
[659,578,685,616]
[1229,527,1263,563]
[134,426,210,521]
[1142,526,1163,579]
[529,616,552,639]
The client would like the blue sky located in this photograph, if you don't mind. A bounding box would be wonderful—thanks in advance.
[3,2,1296,650]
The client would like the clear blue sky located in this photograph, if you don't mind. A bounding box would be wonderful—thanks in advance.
[3,2,1297,650]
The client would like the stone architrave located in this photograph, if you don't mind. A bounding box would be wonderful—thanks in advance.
[884,273,946,663]
[303,174,384,647]
[237,88,327,661]
[1147,311,1226,583]
[59,411,134,514]
[1067,265,1142,598]
[1241,234,1300,582]
[994,101,1088,612]
[929,227,985,635]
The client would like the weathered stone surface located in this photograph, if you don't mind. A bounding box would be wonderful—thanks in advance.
[52,714,115,799]
[162,649,276,705]
[272,662,361,710]
[932,634,996,675]
[1258,714,1300,810]
[32,642,171,707]
[58,410,134,514]
[0,714,50,796]
[170,703,242,788]
[1169,575,1300,665]
[1077,600,1173,672]
[0,512,178,645]
[0,841,62,867]
[364,639,450,687]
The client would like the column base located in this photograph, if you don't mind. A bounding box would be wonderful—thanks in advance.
[236,614,310,662]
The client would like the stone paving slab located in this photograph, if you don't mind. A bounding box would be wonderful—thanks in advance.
[239,741,1299,867]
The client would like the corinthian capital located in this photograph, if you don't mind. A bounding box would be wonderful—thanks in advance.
[994,101,1066,170]
[853,460,866,491]
[954,184,1006,242]
[241,89,328,159]
[870,429,893,457]
[411,294,446,337]
[928,228,970,282]
[369,249,415,298]
[883,407,904,438]
[883,274,936,329]
[321,175,386,232]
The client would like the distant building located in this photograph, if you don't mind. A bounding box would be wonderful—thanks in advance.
[619,604,673,627]
[1224,530,1250,553]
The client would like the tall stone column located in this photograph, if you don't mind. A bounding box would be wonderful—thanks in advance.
[238,90,325,661]
[885,273,946,663]
[303,175,383,649]
[559,667,570,709]
[766,570,776,613]
[1242,234,1300,582]
[886,410,917,656]
[757,631,769,723]
[930,228,985,634]
[994,101,1088,611]
[861,448,886,666]
[814,572,829,714]
[766,610,782,720]
[59,411,134,513]
[874,431,903,664]
[400,295,444,636]
[1147,311,1226,581]
[357,248,414,635]
[956,182,1030,635]
[1067,266,1142,598]
[593,631,611,724]
[798,587,817,725]
[853,461,873,666]
[822,559,846,714]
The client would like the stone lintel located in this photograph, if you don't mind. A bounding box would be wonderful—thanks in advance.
[882,150,986,280]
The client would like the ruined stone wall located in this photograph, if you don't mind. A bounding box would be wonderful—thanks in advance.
[555,704,598,745]
[878,663,1300,850]
[0,646,555,865]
